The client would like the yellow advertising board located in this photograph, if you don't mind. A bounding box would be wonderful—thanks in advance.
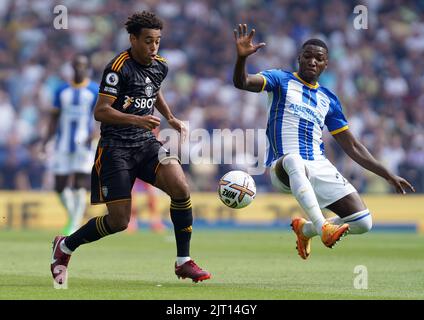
[0,192,423,231]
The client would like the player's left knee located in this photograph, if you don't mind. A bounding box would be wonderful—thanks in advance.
[349,212,372,234]
[104,213,129,232]
[169,180,190,199]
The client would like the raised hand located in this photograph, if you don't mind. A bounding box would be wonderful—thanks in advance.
[233,24,266,58]
[168,117,188,143]
[386,174,415,194]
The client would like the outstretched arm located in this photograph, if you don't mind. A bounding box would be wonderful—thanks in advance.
[333,129,415,194]
[233,24,266,92]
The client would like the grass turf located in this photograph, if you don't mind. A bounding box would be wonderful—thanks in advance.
[0,229,423,300]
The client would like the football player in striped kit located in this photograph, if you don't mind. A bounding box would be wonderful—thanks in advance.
[233,24,415,259]
[43,54,98,236]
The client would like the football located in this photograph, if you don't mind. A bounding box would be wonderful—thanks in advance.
[218,170,256,209]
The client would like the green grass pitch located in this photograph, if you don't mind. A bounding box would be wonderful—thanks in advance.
[0,229,423,300]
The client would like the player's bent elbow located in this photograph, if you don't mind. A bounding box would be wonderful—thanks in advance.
[93,108,103,122]
[93,108,100,121]
[233,79,245,90]
[94,105,110,122]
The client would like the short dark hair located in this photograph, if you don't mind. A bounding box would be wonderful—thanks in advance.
[125,11,163,37]
[301,38,329,54]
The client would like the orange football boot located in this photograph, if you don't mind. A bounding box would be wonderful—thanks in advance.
[290,217,312,260]
[321,222,350,248]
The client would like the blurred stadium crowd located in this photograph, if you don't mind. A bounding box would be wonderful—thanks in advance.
[0,0,423,193]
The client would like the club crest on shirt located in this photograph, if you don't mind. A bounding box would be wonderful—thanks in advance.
[101,186,108,197]
[145,84,153,97]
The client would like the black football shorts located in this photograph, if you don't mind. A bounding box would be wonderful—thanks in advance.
[91,138,178,204]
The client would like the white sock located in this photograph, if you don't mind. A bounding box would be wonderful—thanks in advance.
[302,210,372,237]
[176,257,191,266]
[60,239,73,255]
[70,188,87,233]
[302,221,319,238]
[327,215,344,225]
[59,187,75,221]
[283,154,325,235]
[330,210,372,234]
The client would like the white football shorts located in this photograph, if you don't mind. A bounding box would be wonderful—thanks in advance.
[51,148,95,175]
[269,157,357,208]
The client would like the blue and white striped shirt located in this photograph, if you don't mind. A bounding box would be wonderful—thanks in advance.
[53,79,99,153]
[259,70,348,166]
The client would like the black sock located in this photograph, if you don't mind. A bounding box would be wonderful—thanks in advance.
[64,216,114,251]
[170,197,193,257]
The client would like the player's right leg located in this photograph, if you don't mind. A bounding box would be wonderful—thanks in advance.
[135,139,210,283]
[153,159,211,283]
[274,154,327,233]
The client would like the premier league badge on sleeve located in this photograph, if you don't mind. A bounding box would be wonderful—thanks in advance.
[106,72,119,86]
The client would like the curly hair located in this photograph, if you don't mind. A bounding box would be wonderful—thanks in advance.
[301,38,329,54]
[125,11,163,37]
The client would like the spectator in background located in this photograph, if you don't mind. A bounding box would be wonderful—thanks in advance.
[41,55,99,235]
[0,89,15,146]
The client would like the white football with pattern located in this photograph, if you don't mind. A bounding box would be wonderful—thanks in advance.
[218,171,256,209]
